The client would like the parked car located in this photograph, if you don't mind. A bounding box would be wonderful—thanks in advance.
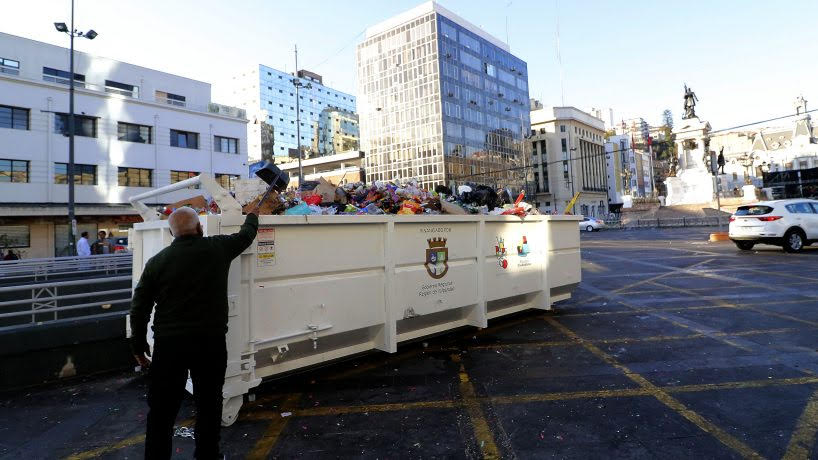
[113,236,129,253]
[579,216,605,232]
[728,199,818,252]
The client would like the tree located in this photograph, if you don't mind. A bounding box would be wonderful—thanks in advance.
[662,109,673,130]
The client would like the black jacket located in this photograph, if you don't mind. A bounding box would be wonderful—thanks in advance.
[129,214,258,354]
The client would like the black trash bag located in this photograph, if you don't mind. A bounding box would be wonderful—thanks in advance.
[497,189,513,206]
[435,185,452,196]
[470,185,499,209]
[299,181,320,191]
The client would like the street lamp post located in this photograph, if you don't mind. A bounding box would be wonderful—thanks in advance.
[55,0,96,256]
[291,45,312,196]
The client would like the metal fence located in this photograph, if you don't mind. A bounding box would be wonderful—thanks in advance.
[603,216,731,230]
[0,254,131,285]
[0,254,133,331]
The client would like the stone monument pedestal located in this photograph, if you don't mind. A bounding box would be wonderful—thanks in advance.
[742,184,758,203]
[664,117,715,206]
[665,172,715,206]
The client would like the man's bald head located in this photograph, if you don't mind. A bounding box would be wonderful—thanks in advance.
[168,207,202,237]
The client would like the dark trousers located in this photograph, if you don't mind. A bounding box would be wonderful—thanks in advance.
[144,334,227,459]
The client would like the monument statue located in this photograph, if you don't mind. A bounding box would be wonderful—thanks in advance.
[794,95,808,115]
[717,147,725,174]
[683,84,698,119]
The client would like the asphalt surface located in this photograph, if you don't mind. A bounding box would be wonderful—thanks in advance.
[2,227,818,459]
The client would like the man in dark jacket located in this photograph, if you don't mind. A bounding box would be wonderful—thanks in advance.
[130,206,260,459]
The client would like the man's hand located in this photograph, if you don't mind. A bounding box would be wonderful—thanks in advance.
[134,352,151,369]
[132,341,151,369]
[249,198,262,216]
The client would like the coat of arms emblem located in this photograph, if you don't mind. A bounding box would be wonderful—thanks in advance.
[425,237,449,279]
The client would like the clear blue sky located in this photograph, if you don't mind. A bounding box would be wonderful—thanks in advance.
[9,0,818,129]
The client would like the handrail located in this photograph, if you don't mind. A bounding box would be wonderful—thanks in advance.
[0,288,132,308]
[129,173,242,221]
[0,275,131,293]
[0,253,131,266]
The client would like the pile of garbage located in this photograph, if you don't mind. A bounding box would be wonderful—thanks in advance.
[160,177,536,217]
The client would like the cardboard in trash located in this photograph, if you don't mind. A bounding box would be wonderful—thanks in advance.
[301,177,336,204]
[441,200,468,215]
[243,191,284,215]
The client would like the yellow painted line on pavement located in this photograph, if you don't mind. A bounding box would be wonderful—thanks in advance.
[453,354,501,459]
[64,419,193,460]
[667,376,818,395]
[560,305,727,317]
[246,393,302,460]
[462,327,795,352]
[782,388,818,460]
[544,316,764,459]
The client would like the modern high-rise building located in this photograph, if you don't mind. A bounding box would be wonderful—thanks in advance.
[228,66,358,163]
[357,1,530,189]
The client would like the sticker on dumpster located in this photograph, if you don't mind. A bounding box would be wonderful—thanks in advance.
[495,237,508,269]
[424,238,448,279]
[517,235,532,267]
[257,226,276,267]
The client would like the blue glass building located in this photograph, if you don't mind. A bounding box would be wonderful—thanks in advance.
[256,66,357,160]
[358,1,530,189]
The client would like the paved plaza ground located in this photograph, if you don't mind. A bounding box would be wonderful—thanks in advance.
[2,227,818,459]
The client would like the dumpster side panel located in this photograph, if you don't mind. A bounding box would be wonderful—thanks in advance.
[252,223,385,279]
[251,272,386,343]
[483,221,545,302]
[392,222,479,321]
[545,218,582,302]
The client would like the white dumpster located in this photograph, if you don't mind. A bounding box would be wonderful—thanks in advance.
[127,175,581,424]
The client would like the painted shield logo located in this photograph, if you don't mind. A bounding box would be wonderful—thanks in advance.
[425,238,449,279]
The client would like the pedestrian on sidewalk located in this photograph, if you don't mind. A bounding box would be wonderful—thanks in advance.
[91,230,114,255]
[130,201,264,459]
[77,232,91,257]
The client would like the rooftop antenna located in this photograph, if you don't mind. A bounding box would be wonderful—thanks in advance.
[555,0,565,106]
[505,1,512,46]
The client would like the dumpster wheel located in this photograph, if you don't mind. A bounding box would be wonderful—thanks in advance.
[221,395,243,426]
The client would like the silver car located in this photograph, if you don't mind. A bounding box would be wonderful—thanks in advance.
[579,216,605,232]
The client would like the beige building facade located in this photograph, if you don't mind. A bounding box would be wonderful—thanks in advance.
[529,107,608,216]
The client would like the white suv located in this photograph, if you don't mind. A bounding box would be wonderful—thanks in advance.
[729,199,818,252]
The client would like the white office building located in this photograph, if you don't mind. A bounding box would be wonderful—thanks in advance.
[0,32,248,258]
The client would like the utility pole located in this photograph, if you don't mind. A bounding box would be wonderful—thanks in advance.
[294,45,302,191]
[291,45,312,198]
[54,0,96,256]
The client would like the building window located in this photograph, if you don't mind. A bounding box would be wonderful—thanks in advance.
[215,173,240,191]
[0,225,29,248]
[117,167,152,187]
[561,138,567,152]
[0,105,29,130]
[214,135,238,154]
[170,129,199,149]
[0,57,20,75]
[0,159,28,183]
[105,80,139,98]
[54,163,96,185]
[170,170,198,185]
[156,91,186,107]
[117,122,152,143]
[43,67,85,86]
[55,113,97,137]
[560,125,565,132]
